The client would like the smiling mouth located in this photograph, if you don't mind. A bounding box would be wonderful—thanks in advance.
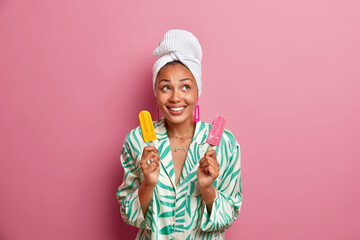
[167,106,186,112]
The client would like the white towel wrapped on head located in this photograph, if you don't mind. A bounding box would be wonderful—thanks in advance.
[152,29,202,97]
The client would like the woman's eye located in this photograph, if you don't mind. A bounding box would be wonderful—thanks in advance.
[161,86,170,91]
[182,85,190,90]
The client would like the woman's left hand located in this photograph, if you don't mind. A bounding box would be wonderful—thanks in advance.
[197,148,220,190]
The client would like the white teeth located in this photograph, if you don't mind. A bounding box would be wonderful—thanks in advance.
[169,107,185,112]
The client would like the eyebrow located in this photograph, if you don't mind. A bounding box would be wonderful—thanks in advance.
[159,78,192,83]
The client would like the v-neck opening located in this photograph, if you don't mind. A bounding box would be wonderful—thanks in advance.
[154,118,208,190]
[171,137,196,188]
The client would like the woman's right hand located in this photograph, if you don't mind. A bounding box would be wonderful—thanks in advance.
[140,146,160,188]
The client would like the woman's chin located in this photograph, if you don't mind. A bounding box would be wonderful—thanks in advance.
[164,113,193,125]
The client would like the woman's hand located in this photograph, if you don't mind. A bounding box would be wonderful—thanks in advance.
[197,148,220,191]
[140,146,161,188]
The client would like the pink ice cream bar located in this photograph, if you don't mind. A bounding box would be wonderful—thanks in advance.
[206,115,226,147]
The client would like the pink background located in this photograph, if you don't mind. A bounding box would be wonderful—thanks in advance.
[1,0,359,239]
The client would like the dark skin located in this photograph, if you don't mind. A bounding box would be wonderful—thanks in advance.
[138,146,160,217]
[139,63,219,216]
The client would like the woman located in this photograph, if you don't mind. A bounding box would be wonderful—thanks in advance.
[116,29,242,240]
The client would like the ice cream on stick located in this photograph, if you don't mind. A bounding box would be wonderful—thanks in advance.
[206,115,226,150]
[139,110,157,146]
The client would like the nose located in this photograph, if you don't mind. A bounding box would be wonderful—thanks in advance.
[169,89,181,102]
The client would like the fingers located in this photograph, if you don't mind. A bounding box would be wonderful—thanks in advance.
[200,160,213,170]
[146,159,160,172]
[141,159,160,176]
[141,157,160,168]
[205,149,216,158]
[140,146,161,177]
[141,151,160,167]
[141,146,160,162]
[198,149,220,178]
[204,165,219,179]
[200,149,216,162]
[143,146,159,155]
[199,150,219,167]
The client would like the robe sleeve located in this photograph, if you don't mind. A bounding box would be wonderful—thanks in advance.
[201,138,242,232]
[116,138,153,230]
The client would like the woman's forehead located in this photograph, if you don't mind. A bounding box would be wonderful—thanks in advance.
[156,64,195,83]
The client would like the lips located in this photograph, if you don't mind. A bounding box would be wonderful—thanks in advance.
[167,106,186,115]
[168,106,185,111]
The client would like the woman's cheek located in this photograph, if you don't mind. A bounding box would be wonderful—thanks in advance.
[185,94,197,105]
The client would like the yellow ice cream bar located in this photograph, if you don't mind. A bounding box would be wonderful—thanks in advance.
[139,110,157,143]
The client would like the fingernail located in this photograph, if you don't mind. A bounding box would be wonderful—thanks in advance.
[156,149,159,153]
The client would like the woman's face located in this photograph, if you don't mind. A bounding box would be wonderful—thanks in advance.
[155,63,198,125]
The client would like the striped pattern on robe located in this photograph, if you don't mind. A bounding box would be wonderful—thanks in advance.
[116,118,242,240]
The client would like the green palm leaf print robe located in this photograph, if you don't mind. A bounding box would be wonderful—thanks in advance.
[116,118,242,240]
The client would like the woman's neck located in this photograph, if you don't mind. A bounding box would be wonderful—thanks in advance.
[164,117,196,138]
